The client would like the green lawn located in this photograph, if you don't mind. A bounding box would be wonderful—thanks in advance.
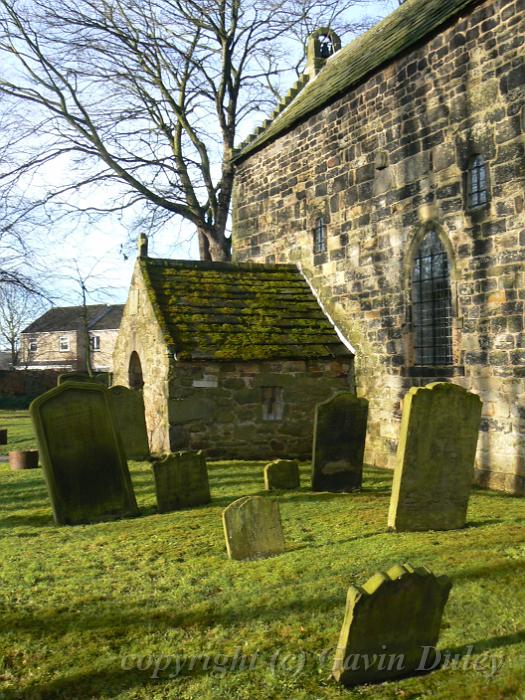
[0,410,524,700]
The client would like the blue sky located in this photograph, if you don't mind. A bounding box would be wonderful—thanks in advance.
[29,0,399,308]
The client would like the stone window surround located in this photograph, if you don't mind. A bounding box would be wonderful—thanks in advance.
[90,334,101,351]
[465,152,491,213]
[402,222,464,377]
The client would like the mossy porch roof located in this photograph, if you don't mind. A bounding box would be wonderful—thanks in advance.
[236,0,480,160]
[140,258,352,361]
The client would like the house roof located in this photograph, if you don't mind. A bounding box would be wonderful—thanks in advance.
[140,258,352,361]
[22,304,124,334]
[235,0,480,160]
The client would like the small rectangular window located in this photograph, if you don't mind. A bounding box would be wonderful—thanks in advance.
[29,338,38,352]
[59,336,70,352]
[313,217,327,254]
[90,335,101,351]
[261,386,284,421]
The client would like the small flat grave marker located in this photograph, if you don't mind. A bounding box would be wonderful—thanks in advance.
[222,495,285,560]
[151,451,210,512]
[264,459,300,490]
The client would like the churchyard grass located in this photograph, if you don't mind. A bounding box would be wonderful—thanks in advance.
[0,409,524,699]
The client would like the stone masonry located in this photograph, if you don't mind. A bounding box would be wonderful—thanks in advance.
[232,0,525,493]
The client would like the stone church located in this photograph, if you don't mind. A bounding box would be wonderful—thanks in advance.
[113,237,354,459]
[232,0,525,494]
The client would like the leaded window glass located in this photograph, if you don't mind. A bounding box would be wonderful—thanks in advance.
[313,216,327,254]
[412,231,453,366]
[467,154,489,209]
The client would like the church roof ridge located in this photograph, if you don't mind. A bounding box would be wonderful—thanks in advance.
[234,0,481,161]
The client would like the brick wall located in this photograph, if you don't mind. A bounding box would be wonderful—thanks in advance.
[233,0,525,493]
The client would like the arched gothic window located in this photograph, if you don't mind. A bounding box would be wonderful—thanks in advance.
[467,154,489,209]
[313,216,327,254]
[412,231,453,366]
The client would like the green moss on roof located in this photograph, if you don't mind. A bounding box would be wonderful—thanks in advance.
[140,258,352,362]
[236,0,480,160]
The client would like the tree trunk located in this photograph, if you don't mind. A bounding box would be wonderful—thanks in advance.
[197,226,231,262]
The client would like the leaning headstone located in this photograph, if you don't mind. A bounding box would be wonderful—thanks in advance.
[57,372,109,386]
[30,382,138,525]
[332,563,452,687]
[264,459,300,490]
[109,385,149,461]
[311,392,368,492]
[388,382,482,532]
[222,496,285,561]
[151,451,210,513]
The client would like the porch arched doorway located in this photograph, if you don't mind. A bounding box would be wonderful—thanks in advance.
[128,351,144,390]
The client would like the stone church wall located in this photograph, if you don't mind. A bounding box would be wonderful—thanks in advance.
[233,0,525,493]
[167,358,354,459]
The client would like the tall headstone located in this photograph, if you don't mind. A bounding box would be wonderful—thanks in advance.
[222,496,285,560]
[109,385,149,461]
[264,459,300,490]
[30,382,138,525]
[332,563,452,687]
[151,451,210,512]
[311,392,368,492]
[388,382,482,532]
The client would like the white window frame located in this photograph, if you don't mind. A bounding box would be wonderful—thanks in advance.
[28,338,38,352]
[59,336,70,352]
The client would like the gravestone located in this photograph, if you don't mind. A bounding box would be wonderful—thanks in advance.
[0,428,7,445]
[388,382,482,532]
[332,563,452,687]
[109,385,149,461]
[222,496,285,560]
[264,459,300,490]
[57,372,110,386]
[30,382,138,525]
[151,451,210,512]
[311,392,368,492]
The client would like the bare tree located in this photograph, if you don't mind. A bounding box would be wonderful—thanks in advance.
[0,0,387,261]
[0,283,45,365]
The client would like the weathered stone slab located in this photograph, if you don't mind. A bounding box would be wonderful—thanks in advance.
[30,382,138,525]
[57,372,109,386]
[109,385,149,461]
[264,459,300,490]
[222,495,285,560]
[151,451,210,512]
[332,563,452,687]
[388,382,482,532]
[311,392,368,492]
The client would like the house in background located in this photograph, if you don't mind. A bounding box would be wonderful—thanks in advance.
[19,304,124,372]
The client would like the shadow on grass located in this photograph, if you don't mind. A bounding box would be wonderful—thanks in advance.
[452,558,525,581]
[445,629,525,655]
[0,665,160,700]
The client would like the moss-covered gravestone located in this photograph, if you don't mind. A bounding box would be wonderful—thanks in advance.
[151,451,210,512]
[30,383,138,525]
[388,382,482,532]
[311,392,368,492]
[332,563,452,687]
[264,459,300,490]
[109,385,149,461]
[222,496,285,560]
[57,372,109,386]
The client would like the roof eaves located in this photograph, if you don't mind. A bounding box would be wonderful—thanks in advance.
[234,0,481,162]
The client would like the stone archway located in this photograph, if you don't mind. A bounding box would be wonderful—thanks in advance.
[128,351,144,390]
